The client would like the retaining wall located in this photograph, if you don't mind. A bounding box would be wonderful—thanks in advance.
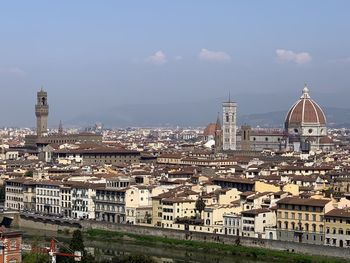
[18,216,350,259]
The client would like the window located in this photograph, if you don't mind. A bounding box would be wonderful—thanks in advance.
[312,214,316,221]
[305,213,309,221]
[291,213,295,219]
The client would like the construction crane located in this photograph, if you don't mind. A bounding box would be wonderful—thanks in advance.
[32,237,82,263]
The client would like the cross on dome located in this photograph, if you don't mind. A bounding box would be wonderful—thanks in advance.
[301,84,310,99]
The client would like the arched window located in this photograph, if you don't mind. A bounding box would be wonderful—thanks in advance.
[226,114,229,122]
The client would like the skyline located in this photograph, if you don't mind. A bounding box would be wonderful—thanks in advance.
[1,1,350,126]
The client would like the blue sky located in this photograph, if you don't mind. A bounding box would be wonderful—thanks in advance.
[0,1,350,126]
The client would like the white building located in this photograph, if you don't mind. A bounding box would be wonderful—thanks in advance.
[125,185,152,224]
[241,208,276,239]
[71,183,99,219]
[36,181,61,215]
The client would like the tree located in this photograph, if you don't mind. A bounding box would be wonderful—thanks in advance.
[22,252,49,263]
[109,254,156,263]
[57,230,95,263]
[24,170,33,177]
[195,197,206,219]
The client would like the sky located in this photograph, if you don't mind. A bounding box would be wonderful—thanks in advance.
[0,1,350,127]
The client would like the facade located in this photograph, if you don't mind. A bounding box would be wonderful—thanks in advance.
[222,100,237,151]
[35,181,61,215]
[0,228,22,263]
[241,208,276,238]
[95,177,130,223]
[61,186,72,218]
[324,208,350,248]
[276,197,332,245]
[5,179,24,211]
[125,186,152,224]
[71,184,98,219]
[223,213,241,236]
[54,147,140,165]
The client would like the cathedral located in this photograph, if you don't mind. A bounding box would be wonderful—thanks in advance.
[211,85,334,153]
[284,85,333,152]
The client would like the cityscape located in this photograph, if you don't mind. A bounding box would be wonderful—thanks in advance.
[1,1,350,263]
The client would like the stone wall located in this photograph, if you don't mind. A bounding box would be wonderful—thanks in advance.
[19,215,80,232]
[81,221,350,259]
[17,216,350,260]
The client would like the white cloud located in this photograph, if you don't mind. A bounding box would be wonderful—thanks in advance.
[145,51,167,65]
[0,67,26,76]
[198,48,231,62]
[276,49,312,64]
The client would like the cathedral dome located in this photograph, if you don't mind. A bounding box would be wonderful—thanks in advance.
[285,85,326,129]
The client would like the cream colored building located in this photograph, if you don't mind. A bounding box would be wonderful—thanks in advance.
[276,197,333,245]
[125,185,152,224]
[241,208,276,238]
[324,208,350,248]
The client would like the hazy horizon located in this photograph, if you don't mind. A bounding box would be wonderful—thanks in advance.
[1,1,349,127]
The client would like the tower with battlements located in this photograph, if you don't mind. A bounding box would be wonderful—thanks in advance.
[35,88,49,136]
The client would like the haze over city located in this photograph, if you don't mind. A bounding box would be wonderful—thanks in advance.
[1,1,350,127]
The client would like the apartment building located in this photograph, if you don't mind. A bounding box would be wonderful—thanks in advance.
[276,197,333,245]
[241,208,276,238]
[70,183,101,219]
[125,185,152,224]
[95,177,130,223]
[5,179,25,211]
[324,208,350,248]
[61,185,72,217]
[36,181,61,215]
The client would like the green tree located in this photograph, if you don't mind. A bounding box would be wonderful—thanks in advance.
[110,254,156,263]
[57,230,95,263]
[22,252,49,263]
[0,185,5,202]
[24,170,33,177]
[195,197,206,219]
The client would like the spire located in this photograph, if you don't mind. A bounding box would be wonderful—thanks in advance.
[58,120,63,134]
[216,112,221,129]
[229,91,231,102]
[301,83,310,99]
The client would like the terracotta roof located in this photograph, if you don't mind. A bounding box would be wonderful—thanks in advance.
[285,86,326,127]
[325,208,350,219]
[276,197,331,207]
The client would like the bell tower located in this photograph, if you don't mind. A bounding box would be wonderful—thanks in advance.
[222,94,237,151]
[35,88,49,136]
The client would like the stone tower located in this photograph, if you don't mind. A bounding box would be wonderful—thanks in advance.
[214,113,223,153]
[222,97,237,151]
[58,120,63,134]
[35,88,49,136]
[241,125,251,151]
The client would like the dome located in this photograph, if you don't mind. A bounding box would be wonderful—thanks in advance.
[285,85,326,128]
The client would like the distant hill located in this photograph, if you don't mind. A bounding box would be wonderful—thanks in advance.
[239,107,350,128]
[67,102,350,128]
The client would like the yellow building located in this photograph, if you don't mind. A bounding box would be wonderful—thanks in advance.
[276,197,333,245]
[324,208,350,248]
